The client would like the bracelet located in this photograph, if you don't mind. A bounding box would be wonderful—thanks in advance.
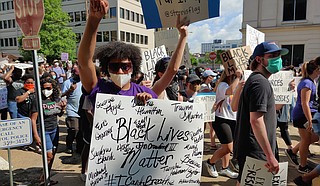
[27,91,31,95]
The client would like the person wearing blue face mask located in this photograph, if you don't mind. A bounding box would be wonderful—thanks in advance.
[233,41,289,186]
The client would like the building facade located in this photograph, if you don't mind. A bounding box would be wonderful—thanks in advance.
[201,39,242,54]
[0,0,154,57]
[242,0,320,67]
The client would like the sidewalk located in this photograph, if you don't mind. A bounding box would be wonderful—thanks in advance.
[0,121,319,186]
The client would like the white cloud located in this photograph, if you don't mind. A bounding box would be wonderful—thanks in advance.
[187,0,243,53]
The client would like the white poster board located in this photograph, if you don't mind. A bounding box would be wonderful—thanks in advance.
[240,157,288,186]
[243,70,294,104]
[141,45,167,81]
[86,94,205,186]
[0,118,32,149]
[61,52,69,61]
[246,24,265,52]
[194,92,216,122]
[141,0,220,29]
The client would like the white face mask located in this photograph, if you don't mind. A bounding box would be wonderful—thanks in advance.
[109,73,132,88]
[42,89,53,98]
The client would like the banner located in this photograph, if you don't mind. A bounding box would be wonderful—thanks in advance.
[246,24,265,52]
[220,46,252,76]
[243,70,294,104]
[141,45,167,81]
[194,92,216,122]
[141,0,220,29]
[240,157,288,186]
[86,94,205,186]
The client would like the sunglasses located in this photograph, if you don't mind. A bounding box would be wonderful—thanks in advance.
[108,62,132,73]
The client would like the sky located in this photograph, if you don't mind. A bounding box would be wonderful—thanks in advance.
[187,0,243,53]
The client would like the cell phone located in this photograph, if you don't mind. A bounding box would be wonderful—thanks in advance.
[303,122,309,129]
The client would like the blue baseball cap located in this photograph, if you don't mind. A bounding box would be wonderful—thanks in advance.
[252,41,289,58]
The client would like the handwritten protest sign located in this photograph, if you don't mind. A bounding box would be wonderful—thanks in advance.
[243,70,294,104]
[141,0,220,29]
[240,157,288,186]
[61,52,69,61]
[220,46,252,76]
[246,24,265,52]
[86,94,205,186]
[0,118,32,149]
[141,45,167,81]
[0,80,7,110]
[194,92,216,122]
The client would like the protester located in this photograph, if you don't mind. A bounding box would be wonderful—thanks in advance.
[179,74,201,102]
[15,74,36,118]
[62,63,82,154]
[0,67,8,120]
[234,41,289,185]
[52,61,66,89]
[30,77,66,185]
[286,58,320,173]
[206,70,242,179]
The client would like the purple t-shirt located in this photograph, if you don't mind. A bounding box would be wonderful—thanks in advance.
[88,79,158,109]
[292,78,317,120]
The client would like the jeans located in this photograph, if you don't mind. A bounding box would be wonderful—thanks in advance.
[8,101,17,119]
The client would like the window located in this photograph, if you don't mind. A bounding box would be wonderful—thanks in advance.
[9,38,13,46]
[7,1,11,10]
[140,35,143,44]
[111,31,117,41]
[281,44,304,67]
[283,0,306,21]
[144,36,148,45]
[109,7,116,18]
[131,11,135,21]
[140,15,144,24]
[131,33,135,43]
[120,31,125,41]
[136,13,139,23]
[120,8,125,19]
[75,11,81,22]
[12,19,15,28]
[126,32,130,42]
[126,10,130,20]
[103,31,110,42]
[5,38,8,46]
[97,32,102,42]
[0,39,3,47]
[81,11,86,21]
[3,20,7,29]
[68,12,74,22]
[8,20,11,28]
[0,21,2,29]
[2,2,6,11]
[136,34,140,44]
[14,38,17,46]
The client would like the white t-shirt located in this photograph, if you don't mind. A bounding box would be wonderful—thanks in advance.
[199,83,212,92]
[215,82,237,120]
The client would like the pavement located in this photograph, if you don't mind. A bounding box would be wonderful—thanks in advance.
[0,119,320,186]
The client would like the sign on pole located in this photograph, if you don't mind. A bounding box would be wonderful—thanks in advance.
[86,94,205,186]
[141,0,220,29]
[22,37,41,50]
[209,52,217,61]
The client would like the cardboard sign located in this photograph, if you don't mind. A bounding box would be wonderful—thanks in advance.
[194,92,216,122]
[240,157,288,186]
[220,46,252,76]
[0,118,33,149]
[243,70,294,104]
[246,24,265,52]
[86,94,205,186]
[141,45,167,81]
[141,0,220,29]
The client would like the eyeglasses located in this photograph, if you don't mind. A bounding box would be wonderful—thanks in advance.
[108,62,132,73]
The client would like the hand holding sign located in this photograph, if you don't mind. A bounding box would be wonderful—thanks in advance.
[266,155,279,175]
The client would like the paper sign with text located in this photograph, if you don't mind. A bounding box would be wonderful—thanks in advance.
[141,45,167,81]
[220,46,252,76]
[246,24,265,52]
[194,92,216,122]
[0,79,7,109]
[0,118,32,149]
[240,157,288,186]
[141,0,220,29]
[86,94,205,186]
[243,70,294,104]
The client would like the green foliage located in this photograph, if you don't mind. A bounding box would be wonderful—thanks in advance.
[19,0,77,62]
[190,54,198,66]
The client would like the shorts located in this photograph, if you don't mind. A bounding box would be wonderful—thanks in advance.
[312,112,320,136]
[43,127,59,152]
[66,117,79,130]
[212,116,236,144]
[293,112,315,129]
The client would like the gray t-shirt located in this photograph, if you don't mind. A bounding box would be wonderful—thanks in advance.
[234,72,277,160]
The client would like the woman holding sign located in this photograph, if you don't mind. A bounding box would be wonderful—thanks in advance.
[77,0,189,106]
[205,69,242,179]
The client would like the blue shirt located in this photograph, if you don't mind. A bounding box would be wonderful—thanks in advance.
[62,78,82,117]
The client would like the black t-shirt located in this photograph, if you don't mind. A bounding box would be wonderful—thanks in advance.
[7,80,23,101]
[15,88,36,117]
[31,98,62,131]
[234,72,277,160]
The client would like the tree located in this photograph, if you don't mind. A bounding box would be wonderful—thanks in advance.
[19,0,77,63]
[190,54,198,67]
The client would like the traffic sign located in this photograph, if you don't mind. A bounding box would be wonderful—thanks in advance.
[209,52,217,61]
[22,37,41,50]
[14,0,45,36]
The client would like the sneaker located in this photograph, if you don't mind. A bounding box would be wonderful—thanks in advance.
[298,165,312,174]
[80,173,87,182]
[285,149,299,166]
[293,176,312,186]
[219,168,239,179]
[230,158,239,172]
[205,160,218,178]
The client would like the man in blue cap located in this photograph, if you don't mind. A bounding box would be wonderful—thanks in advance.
[233,41,288,185]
